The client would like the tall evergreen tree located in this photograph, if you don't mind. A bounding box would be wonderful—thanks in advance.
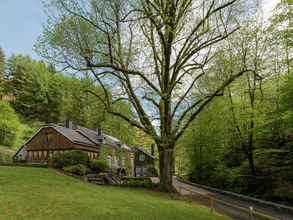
[0,47,4,75]
[0,47,5,94]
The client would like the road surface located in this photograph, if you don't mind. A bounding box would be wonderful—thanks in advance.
[172,177,292,220]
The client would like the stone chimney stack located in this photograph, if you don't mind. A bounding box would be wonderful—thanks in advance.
[96,128,102,136]
[65,119,73,129]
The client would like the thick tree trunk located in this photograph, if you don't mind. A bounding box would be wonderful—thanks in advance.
[247,111,256,176]
[158,148,175,192]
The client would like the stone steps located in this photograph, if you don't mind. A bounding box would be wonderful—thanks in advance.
[87,173,122,185]
[87,174,106,185]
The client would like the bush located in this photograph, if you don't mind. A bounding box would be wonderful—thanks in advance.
[50,150,88,169]
[123,177,158,189]
[89,159,108,173]
[63,164,87,176]
[0,153,11,163]
[209,164,244,192]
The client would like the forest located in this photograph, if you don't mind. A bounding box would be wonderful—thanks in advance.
[0,51,152,151]
[0,0,292,204]
[175,1,292,203]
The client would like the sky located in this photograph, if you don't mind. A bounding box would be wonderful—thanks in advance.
[0,0,279,61]
[0,0,46,60]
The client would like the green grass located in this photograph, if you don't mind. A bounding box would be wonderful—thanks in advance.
[0,166,229,220]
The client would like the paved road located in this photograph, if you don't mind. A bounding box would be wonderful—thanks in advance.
[172,177,292,220]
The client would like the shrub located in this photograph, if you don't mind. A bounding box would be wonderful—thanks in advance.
[89,159,108,173]
[63,164,87,176]
[0,153,11,163]
[50,150,88,169]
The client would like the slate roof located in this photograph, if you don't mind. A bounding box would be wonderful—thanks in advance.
[13,123,134,159]
[53,124,133,152]
[75,126,132,151]
[52,124,96,146]
[76,126,102,145]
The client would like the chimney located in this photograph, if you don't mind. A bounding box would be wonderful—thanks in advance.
[65,119,73,129]
[96,128,102,136]
[151,144,155,156]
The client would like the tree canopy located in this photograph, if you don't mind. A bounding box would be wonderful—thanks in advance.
[36,0,254,191]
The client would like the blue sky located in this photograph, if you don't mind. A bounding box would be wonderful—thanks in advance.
[0,0,46,60]
[0,0,278,61]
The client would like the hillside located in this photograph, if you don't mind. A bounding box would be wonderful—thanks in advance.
[0,166,229,220]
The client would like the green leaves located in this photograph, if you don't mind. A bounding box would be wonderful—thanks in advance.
[0,101,22,147]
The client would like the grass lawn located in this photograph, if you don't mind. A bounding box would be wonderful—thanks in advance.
[0,166,229,220]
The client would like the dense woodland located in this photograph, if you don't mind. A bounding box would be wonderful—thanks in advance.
[0,50,152,149]
[0,0,292,202]
[176,0,292,203]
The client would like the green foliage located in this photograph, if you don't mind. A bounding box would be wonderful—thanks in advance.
[97,146,112,163]
[123,177,158,189]
[180,70,293,200]
[281,74,293,121]
[50,150,88,169]
[19,121,44,145]
[58,75,107,128]
[179,98,231,182]
[271,0,293,47]
[63,164,87,176]
[0,46,151,153]
[0,101,22,147]
[89,159,108,173]
[0,146,13,163]
[264,181,293,204]
[0,154,11,163]
[3,50,146,149]
[6,55,62,122]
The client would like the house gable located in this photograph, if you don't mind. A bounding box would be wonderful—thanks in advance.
[26,127,73,151]
[27,126,98,151]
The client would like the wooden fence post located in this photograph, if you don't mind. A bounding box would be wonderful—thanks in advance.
[210,197,214,213]
[249,206,254,220]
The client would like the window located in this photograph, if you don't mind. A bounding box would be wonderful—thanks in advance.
[142,167,147,176]
[45,132,53,146]
[139,153,145,161]
[136,167,142,177]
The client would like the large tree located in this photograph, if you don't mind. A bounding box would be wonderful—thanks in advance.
[37,0,250,191]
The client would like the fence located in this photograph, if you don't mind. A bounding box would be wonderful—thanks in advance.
[178,186,281,220]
